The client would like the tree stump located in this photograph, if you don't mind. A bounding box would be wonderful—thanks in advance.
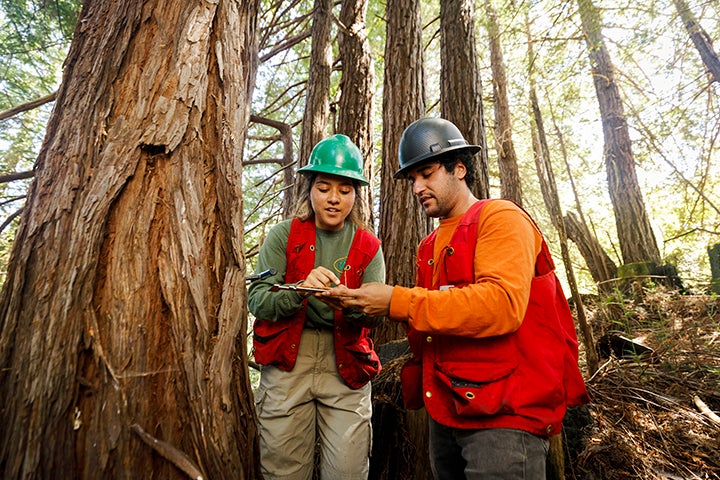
[709,244,720,294]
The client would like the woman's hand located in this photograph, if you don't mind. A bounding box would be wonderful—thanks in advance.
[301,266,341,289]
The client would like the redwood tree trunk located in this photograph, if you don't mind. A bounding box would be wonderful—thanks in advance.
[376,0,429,347]
[440,0,490,200]
[486,0,523,205]
[372,0,431,479]
[294,0,333,216]
[0,1,260,479]
[337,0,375,226]
[577,0,661,265]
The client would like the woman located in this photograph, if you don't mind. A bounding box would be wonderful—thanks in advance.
[248,134,385,480]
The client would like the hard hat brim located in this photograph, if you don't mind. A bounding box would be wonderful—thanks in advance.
[393,144,481,179]
[298,163,370,186]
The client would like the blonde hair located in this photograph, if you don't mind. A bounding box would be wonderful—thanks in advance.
[294,173,371,231]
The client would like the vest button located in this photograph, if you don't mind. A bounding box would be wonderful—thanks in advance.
[338,363,344,369]
[546,425,553,434]
[291,343,296,349]
[426,336,432,343]
[425,391,432,398]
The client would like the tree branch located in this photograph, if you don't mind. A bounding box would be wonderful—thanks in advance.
[0,208,23,235]
[0,92,57,122]
[131,423,205,480]
[0,171,34,184]
[259,30,312,63]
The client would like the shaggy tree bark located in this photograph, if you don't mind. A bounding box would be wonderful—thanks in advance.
[576,0,661,265]
[0,1,260,479]
[439,0,490,200]
[372,1,432,479]
[486,0,523,205]
[376,0,429,348]
[337,0,375,226]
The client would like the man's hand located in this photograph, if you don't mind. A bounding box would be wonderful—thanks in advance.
[320,282,394,317]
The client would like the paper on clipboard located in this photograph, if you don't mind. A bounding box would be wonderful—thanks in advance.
[270,284,330,294]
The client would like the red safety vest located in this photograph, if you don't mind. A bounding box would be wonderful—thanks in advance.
[401,200,590,436]
[253,218,382,389]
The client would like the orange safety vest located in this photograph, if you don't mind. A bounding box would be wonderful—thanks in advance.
[253,218,382,389]
[401,200,590,436]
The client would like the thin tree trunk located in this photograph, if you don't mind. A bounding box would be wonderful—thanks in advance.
[564,210,618,286]
[294,0,333,217]
[439,0,490,200]
[529,88,599,376]
[337,0,375,226]
[576,0,661,265]
[674,0,720,83]
[526,19,597,478]
[0,1,260,478]
[486,0,523,205]
[545,90,617,287]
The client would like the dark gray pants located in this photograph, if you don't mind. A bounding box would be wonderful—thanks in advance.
[429,418,549,480]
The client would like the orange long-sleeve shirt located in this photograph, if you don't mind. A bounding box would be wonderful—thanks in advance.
[389,199,544,338]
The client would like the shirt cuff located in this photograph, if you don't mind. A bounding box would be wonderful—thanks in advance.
[389,285,412,322]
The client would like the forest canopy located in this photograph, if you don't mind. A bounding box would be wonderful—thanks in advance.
[1,0,719,293]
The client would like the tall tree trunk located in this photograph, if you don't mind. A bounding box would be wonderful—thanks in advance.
[376,0,429,346]
[674,0,720,84]
[576,0,661,265]
[373,1,432,479]
[293,0,333,217]
[337,0,375,226]
[486,0,523,205]
[0,1,260,479]
[439,0,490,200]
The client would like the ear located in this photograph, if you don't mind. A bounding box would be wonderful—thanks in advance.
[454,161,467,181]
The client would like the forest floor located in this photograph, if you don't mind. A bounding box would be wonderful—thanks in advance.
[566,285,720,479]
[371,284,720,480]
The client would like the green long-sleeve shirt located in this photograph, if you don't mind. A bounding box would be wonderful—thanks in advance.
[248,219,386,329]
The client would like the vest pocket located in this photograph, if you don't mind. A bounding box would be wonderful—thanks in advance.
[252,322,291,366]
[340,337,381,389]
[435,360,517,416]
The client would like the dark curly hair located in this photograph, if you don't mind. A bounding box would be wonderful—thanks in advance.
[439,150,477,187]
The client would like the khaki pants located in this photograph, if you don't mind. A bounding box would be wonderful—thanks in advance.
[254,329,372,480]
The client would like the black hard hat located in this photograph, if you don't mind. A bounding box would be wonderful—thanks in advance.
[394,117,480,179]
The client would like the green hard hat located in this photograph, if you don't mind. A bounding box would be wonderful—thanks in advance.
[395,117,480,178]
[298,134,370,186]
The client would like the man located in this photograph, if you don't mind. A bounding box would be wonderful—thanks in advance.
[322,117,589,479]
